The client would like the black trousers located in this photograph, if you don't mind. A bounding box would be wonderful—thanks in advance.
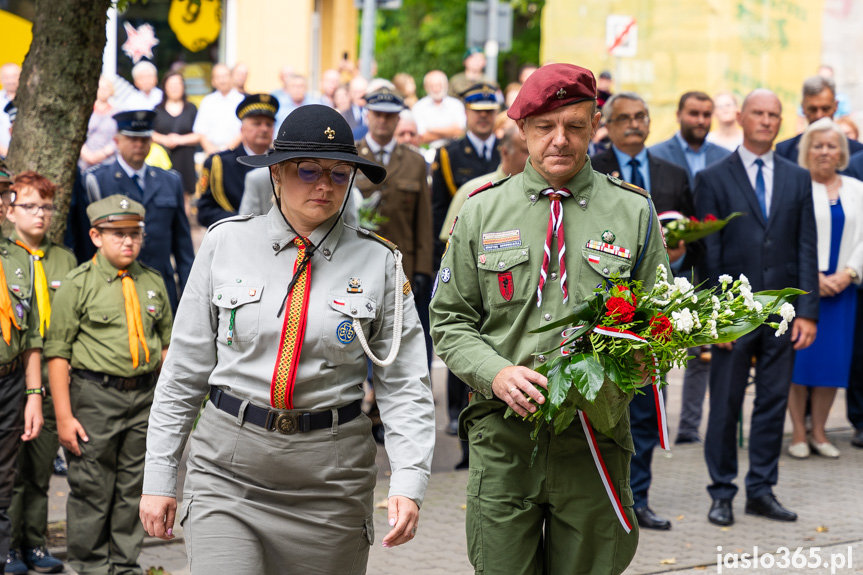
[704,326,794,501]
[847,289,863,430]
[0,366,25,565]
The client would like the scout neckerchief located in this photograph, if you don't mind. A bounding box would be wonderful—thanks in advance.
[92,254,149,368]
[0,259,21,345]
[270,237,311,409]
[536,188,571,306]
[14,240,50,337]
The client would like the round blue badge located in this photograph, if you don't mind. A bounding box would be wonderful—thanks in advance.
[337,320,356,344]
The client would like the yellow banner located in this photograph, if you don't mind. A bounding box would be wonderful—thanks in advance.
[541,0,824,142]
[0,10,32,79]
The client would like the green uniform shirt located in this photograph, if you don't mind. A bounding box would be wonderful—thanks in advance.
[429,158,669,447]
[45,252,173,377]
[0,237,41,363]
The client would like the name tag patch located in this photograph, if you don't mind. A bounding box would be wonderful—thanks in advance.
[585,239,631,260]
[482,229,521,251]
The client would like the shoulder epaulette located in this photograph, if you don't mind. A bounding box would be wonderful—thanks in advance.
[348,225,399,252]
[68,262,91,278]
[50,243,76,259]
[606,174,649,198]
[469,175,512,198]
[207,214,255,231]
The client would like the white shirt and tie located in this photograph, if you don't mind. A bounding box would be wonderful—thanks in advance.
[466,132,496,162]
[738,146,774,216]
[363,134,397,167]
[117,155,148,191]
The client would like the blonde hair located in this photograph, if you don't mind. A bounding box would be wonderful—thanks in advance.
[797,117,850,171]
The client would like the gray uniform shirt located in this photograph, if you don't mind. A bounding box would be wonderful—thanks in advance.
[143,205,435,504]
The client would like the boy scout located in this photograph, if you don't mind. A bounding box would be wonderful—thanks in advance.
[0,164,44,575]
[46,195,172,575]
[430,64,668,574]
[5,171,75,574]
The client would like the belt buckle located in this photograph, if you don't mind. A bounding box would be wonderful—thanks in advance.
[274,412,299,434]
[122,378,136,391]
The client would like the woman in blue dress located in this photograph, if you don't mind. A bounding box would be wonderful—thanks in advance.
[789,118,863,459]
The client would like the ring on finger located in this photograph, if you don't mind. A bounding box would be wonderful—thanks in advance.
[508,386,517,394]
[411,527,417,535]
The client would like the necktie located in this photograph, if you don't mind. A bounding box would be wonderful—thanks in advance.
[375,149,385,167]
[481,143,489,161]
[754,158,768,219]
[15,241,50,337]
[118,270,150,368]
[271,238,312,409]
[537,188,572,306]
[628,158,645,189]
[132,174,144,194]
[0,261,21,345]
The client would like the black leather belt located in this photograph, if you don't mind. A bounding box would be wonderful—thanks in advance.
[0,356,22,378]
[209,386,362,434]
[74,369,156,391]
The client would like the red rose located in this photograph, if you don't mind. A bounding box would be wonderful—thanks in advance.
[610,285,637,306]
[704,214,717,222]
[689,216,699,223]
[606,297,636,324]
[649,314,673,342]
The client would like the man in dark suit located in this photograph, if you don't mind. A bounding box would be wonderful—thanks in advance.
[649,92,731,446]
[196,94,277,227]
[592,91,692,531]
[845,150,863,449]
[775,76,863,163]
[340,76,369,140]
[84,110,194,313]
[695,89,818,527]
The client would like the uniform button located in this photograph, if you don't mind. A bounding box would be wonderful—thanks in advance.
[102,315,108,321]
[538,355,547,363]
[602,267,609,275]
[236,278,242,283]
[230,298,237,305]
[544,313,552,321]
[522,250,527,255]
[322,248,331,257]
[351,308,358,315]
[550,272,557,281]
[217,294,222,300]
[529,194,537,203]
[579,199,587,207]
[498,262,505,269]
[272,243,280,251]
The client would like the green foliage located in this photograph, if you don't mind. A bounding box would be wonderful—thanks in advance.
[367,0,545,92]
[115,0,150,12]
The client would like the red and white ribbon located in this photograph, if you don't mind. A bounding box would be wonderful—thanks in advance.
[579,410,633,533]
[537,188,571,306]
[657,210,686,222]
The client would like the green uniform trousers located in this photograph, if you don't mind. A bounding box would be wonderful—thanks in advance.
[463,402,639,575]
[8,391,58,550]
[65,373,154,575]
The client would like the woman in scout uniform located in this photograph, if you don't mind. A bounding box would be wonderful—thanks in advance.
[45,195,172,575]
[5,171,75,574]
[0,163,44,575]
[140,104,435,574]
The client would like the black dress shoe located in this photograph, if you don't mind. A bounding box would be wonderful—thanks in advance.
[674,433,701,445]
[52,455,67,476]
[852,428,863,448]
[634,506,672,530]
[745,494,797,522]
[708,499,734,526]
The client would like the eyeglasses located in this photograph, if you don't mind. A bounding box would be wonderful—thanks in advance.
[12,203,56,215]
[289,161,355,186]
[100,229,145,243]
[608,113,650,126]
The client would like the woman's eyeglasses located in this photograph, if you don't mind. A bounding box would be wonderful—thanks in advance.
[289,161,354,186]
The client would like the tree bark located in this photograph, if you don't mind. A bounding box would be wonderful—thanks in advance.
[7,0,113,243]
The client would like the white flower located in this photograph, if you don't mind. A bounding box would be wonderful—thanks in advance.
[780,302,796,323]
[712,295,721,310]
[691,295,698,303]
[726,291,734,302]
[673,276,693,294]
[711,310,719,320]
[694,314,702,329]
[707,319,718,339]
[738,274,751,289]
[754,301,763,313]
[724,308,735,317]
[672,308,695,334]
[657,264,668,281]
[775,319,789,337]
[719,274,733,285]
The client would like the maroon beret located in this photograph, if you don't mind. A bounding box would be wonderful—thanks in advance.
[507,63,597,120]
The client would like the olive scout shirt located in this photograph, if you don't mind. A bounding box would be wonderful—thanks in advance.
[0,237,41,363]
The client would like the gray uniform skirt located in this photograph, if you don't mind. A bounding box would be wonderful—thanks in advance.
[180,401,378,574]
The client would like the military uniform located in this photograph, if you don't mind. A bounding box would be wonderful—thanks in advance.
[195,146,255,227]
[7,233,76,558]
[0,238,41,570]
[45,196,173,575]
[430,155,668,573]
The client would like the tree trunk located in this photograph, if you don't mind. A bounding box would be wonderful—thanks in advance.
[7,0,113,243]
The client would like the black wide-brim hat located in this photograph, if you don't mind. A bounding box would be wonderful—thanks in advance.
[237,104,386,184]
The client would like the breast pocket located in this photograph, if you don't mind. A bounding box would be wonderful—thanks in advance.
[88,306,122,327]
[477,246,531,308]
[212,284,263,343]
[579,247,632,288]
[144,302,164,332]
[321,293,377,360]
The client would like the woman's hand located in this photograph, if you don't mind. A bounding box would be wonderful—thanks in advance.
[382,495,419,548]
[819,272,837,297]
[140,495,178,540]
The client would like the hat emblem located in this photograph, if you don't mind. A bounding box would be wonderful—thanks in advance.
[260,94,270,103]
[325,127,335,140]
[120,199,129,209]
[556,88,566,100]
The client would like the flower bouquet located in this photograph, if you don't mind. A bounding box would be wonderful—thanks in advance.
[660,211,743,246]
[507,265,804,443]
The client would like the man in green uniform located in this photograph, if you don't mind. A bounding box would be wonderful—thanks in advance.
[5,171,76,574]
[0,162,44,575]
[46,195,172,575]
[430,64,668,574]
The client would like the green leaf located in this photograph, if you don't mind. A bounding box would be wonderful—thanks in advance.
[536,323,592,356]
[568,354,605,403]
[664,212,744,245]
[530,299,595,333]
[547,359,571,410]
[553,397,579,435]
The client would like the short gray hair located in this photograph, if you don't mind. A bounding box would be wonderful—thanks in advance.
[131,61,157,79]
[802,75,836,100]
[602,91,648,121]
[797,117,849,171]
